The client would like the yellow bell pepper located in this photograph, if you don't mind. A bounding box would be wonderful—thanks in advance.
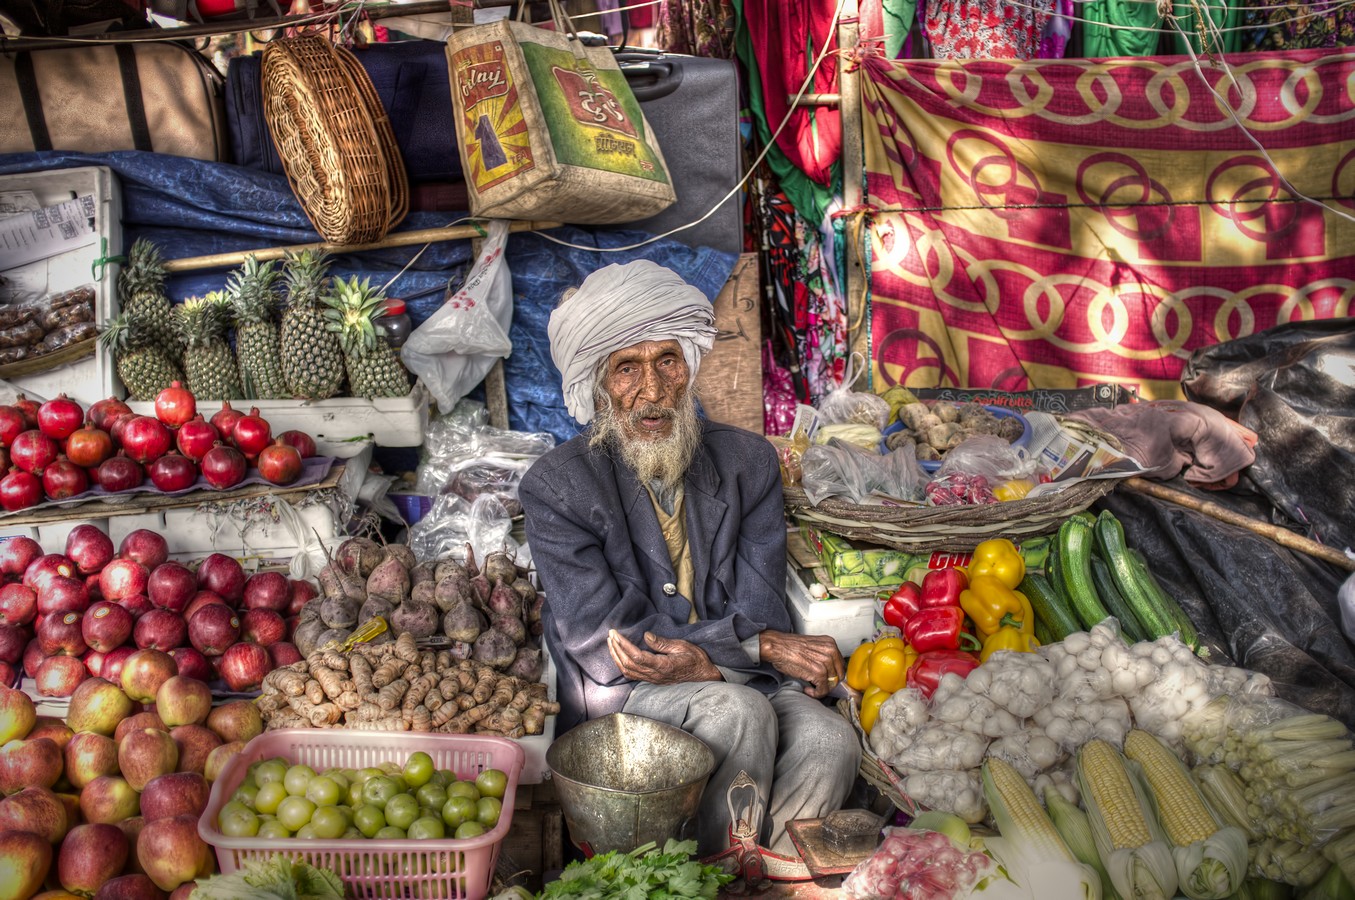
[967,538,1026,589]
[860,685,890,735]
[993,479,1035,502]
[980,626,1041,662]
[873,635,906,654]
[959,574,1035,640]
[868,644,917,693]
[846,641,875,692]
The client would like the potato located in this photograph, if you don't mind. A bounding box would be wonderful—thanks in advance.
[320,595,360,629]
[366,556,410,603]
[472,628,518,669]
[442,600,486,643]
[391,601,440,639]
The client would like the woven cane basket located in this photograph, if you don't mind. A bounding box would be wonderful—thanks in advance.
[837,698,917,815]
[261,35,407,244]
[785,478,1117,553]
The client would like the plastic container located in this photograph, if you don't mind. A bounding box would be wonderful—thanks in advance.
[200,729,525,900]
[785,563,876,656]
[379,298,413,349]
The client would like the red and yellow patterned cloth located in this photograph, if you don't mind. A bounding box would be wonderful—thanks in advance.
[861,50,1355,398]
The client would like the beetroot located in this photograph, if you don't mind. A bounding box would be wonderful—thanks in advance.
[382,544,416,572]
[507,647,543,682]
[442,600,486,643]
[409,562,436,588]
[365,556,409,604]
[318,596,358,630]
[481,551,517,586]
[489,613,526,646]
[390,601,439,639]
[335,538,383,578]
[471,628,516,669]
[358,596,394,624]
[410,581,436,607]
[433,570,470,613]
[486,582,522,620]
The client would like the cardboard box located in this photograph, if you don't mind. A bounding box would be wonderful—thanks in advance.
[694,254,762,435]
[798,521,920,589]
[785,564,876,656]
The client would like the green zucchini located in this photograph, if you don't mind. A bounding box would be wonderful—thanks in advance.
[1056,516,1111,630]
[1129,547,1202,653]
[1089,554,1147,643]
[1033,616,1054,647]
[1020,571,1080,641]
[1092,510,1176,641]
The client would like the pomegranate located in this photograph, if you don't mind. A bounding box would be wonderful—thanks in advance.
[174,415,218,464]
[37,394,84,440]
[209,402,245,440]
[96,454,144,492]
[12,395,39,428]
[87,396,132,432]
[120,416,173,465]
[256,440,302,486]
[200,444,246,491]
[147,452,198,493]
[196,554,245,605]
[41,457,89,500]
[64,425,114,468]
[154,381,196,429]
[118,530,169,570]
[148,563,197,613]
[0,468,42,511]
[277,430,317,459]
[231,408,272,457]
[0,536,42,577]
[66,524,115,575]
[10,430,59,474]
[0,406,27,447]
[109,412,138,446]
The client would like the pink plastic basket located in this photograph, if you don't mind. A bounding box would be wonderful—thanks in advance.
[200,729,525,900]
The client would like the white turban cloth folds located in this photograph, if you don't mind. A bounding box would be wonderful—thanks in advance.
[548,260,717,425]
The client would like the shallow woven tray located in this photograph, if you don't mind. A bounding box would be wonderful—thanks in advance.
[262,35,405,245]
[836,698,917,816]
[785,478,1117,553]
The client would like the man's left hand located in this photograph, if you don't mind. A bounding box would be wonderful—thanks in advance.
[607,629,722,685]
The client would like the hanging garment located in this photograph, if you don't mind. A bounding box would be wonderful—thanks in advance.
[882,0,918,58]
[657,0,737,57]
[923,0,1058,59]
[1082,0,1164,57]
[1171,0,1246,54]
[1241,0,1355,50]
[1038,0,1075,57]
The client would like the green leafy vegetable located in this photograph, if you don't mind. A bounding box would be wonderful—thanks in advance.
[189,854,346,900]
[539,839,733,900]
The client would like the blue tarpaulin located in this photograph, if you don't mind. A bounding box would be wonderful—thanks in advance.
[0,151,737,443]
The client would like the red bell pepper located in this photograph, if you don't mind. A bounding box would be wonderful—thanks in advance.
[904,605,969,653]
[907,649,980,698]
[880,582,922,631]
[920,567,968,609]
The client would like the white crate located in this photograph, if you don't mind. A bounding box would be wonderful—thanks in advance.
[0,166,122,408]
[0,516,112,551]
[126,383,431,455]
[516,646,557,784]
[785,564,876,657]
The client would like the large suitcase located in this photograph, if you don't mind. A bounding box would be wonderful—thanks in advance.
[0,41,227,161]
[613,51,743,256]
[226,39,462,183]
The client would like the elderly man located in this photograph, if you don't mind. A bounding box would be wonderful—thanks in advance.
[519,260,861,863]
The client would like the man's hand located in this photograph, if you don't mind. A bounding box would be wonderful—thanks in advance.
[759,631,845,698]
[607,629,722,685]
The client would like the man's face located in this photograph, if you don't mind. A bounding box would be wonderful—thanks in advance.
[601,339,689,442]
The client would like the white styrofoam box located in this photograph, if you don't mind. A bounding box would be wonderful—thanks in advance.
[0,166,122,408]
[785,563,876,657]
[0,517,111,552]
[126,383,431,455]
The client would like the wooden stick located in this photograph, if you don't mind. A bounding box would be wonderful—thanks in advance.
[161,220,562,274]
[1121,477,1355,572]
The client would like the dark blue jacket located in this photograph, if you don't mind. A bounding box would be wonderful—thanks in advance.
[520,421,792,732]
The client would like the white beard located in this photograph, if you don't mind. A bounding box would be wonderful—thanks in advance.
[590,387,701,496]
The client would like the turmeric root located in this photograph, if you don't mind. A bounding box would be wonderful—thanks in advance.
[311,665,346,700]
[403,674,436,720]
[263,669,308,697]
[350,654,374,696]
[348,717,410,731]
[286,693,341,727]
[472,669,497,704]
[377,677,408,710]
[350,701,388,721]
[394,631,420,663]
[337,690,361,710]
[304,679,325,705]
[410,705,432,732]
[445,704,493,733]
[266,712,307,730]
[372,656,404,689]
[477,707,522,734]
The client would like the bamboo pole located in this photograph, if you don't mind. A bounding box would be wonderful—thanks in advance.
[1121,477,1355,572]
[161,220,561,273]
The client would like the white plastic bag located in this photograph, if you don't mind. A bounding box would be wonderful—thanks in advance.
[401,219,513,411]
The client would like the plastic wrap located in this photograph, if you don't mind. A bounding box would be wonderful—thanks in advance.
[883,724,988,772]
[406,493,519,564]
[901,770,987,825]
[801,439,927,505]
[842,826,997,900]
[767,431,809,486]
[986,728,1064,780]
[818,355,889,430]
[963,651,1055,718]
[762,340,797,437]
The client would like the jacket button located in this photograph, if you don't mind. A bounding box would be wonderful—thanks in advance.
[662,583,677,596]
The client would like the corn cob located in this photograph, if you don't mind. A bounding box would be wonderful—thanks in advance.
[1045,788,1118,900]
[980,757,1100,896]
[1076,739,1178,900]
[1124,729,1247,899]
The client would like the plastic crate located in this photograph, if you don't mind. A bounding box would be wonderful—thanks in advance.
[785,564,876,657]
[200,729,525,900]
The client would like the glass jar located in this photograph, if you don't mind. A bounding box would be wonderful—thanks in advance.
[379,298,413,349]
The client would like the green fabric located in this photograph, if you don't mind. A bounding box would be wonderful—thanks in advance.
[1171,0,1245,54]
[882,0,918,59]
[1082,0,1164,57]
[731,0,838,223]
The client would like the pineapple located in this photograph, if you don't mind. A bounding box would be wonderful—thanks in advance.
[279,250,345,400]
[98,313,184,401]
[228,255,287,400]
[323,276,411,399]
[175,292,243,401]
[116,238,180,358]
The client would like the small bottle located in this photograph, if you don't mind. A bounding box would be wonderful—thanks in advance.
[379,298,413,349]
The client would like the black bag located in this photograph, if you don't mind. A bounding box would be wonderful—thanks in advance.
[610,51,743,255]
[226,39,462,183]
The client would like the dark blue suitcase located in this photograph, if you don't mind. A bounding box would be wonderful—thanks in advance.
[225,39,462,183]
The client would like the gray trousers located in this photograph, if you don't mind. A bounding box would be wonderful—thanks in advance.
[623,681,861,857]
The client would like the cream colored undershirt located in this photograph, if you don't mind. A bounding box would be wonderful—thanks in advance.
[647,484,697,624]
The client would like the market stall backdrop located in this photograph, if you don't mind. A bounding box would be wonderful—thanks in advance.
[860,47,1355,398]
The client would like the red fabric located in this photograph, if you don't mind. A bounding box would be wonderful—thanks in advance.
[861,50,1355,399]
[742,0,843,186]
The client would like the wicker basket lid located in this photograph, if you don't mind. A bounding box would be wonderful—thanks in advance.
[262,34,408,245]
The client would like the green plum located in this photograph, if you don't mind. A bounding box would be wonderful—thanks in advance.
[254,781,288,816]
[385,793,420,830]
[474,769,508,800]
[375,826,407,839]
[416,783,448,811]
[403,751,435,789]
[354,804,386,838]
[311,806,348,839]
[306,776,342,807]
[476,797,502,829]
[232,782,260,808]
[363,776,401,809]
[258,819,291,839]
[284,764,317,796]
[409,816,446,840]
[441,796,477,829]
[219,808,260,837]
[447,781,481,803]
[454,821,486,839]
[277,795,317,832]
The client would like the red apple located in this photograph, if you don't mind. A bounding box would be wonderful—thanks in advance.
[118,593,154,620]
[64,732,120,789]
[239,608,285,647]
[168,724,219,776]
[0,536,43,578]
[117,729,178,791]
[0,783,67,843]
[204,700,262,745]
[22,638,44,680]
[146,564,196,613]
[215,642,270,692]
[134,609,187,652]
[35,654,89,697]
[82,601,134,653]
[0,583,37,625]
[35,575,89,618]
[287,578,319,616]
[137,814,212,892]
[0,737,63,794]
[114,711,166,745]
[241,571,289,612]
[25,554,76,593]
[94,873,166,900]
[181,591,224,622]
[78,775,139,825]
[0,829,51,898]
[138,772,208,822]
[117,530,169,571]
[99,646,135,684]
[186,605,238,657]
[99,559,148,602]
[267,641,302,669]
[37,611,88,656]
[58,822,130,897]
[194,554,244,605]
[66,677,134,736]
[203,740,244,785]
[119,649,176,704]
[154,676,211,728]
[0,687,37,744]
[65,525,115,577]
[167,647,214,684]
[0,622,25,665]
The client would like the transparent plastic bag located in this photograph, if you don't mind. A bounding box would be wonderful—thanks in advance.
[843,825,997,900]
[817,354,889,430]
[801,440,876,505]
[935,434,1035,482]
[767,432,809,486]
[987,728,1065,779]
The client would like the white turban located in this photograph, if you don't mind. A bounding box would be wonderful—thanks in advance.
[549,260,717,425]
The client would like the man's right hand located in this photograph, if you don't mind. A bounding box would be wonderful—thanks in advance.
[758,631,846,698]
